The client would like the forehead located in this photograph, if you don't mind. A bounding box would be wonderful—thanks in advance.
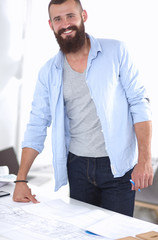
[49,0,80,19]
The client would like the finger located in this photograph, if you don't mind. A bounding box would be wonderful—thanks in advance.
[131,173,137,191]
[28,188,40,203]
[134,178,140,191]
[32,194,40,203]
[28,194,40,203]
[22,197,32,203]
[13,197,31,203]
[143,177,149,188]
[139,177,145,189]
[148,174,154,186]
[131,181,135,191]
[131,183,134,191]
[16,195,38,203]
[130,179,136,191]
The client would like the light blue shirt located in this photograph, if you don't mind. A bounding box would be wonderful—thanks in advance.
[22,35,151,191]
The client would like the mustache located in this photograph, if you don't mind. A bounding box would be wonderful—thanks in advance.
[58,26,78,36]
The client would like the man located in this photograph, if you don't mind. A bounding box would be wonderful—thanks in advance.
[13,0,153,217]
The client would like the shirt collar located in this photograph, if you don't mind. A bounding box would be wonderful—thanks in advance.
[54,34,102,69]
[54,50,64,69]
[88,34,102,59]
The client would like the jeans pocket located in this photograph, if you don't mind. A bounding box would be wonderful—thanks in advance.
[67,152,78,164]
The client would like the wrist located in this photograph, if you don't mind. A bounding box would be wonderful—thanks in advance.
[16,171,27,181]
[14,180,28,183]
[138,150,151,163]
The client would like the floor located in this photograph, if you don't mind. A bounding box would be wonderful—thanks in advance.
[28,164,158,225]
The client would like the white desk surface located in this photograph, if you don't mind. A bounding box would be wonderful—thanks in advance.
[0,183,158,240]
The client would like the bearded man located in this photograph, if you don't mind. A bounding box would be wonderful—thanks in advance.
[13,0,153,217]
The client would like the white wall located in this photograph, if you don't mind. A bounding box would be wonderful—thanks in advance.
[1,0,158,166]
[0,0,26,152]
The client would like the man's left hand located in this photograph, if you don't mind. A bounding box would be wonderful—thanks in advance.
[131,161,153,191]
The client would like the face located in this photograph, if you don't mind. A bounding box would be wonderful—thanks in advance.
[48,0,88,53]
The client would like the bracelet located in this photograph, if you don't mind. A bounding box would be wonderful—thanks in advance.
[14,180,28,183]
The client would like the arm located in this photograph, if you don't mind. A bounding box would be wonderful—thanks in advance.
[13,65,52,202]
[13,148,39,203]
[131,121,153,191]
[118,42,153,190]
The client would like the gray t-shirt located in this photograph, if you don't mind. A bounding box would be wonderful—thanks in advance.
[63,57,108,157]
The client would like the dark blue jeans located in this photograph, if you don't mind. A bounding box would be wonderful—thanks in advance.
[67,152,135,217]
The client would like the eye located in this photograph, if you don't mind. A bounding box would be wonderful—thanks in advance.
[67,13,75,19]
[54,17,61,22]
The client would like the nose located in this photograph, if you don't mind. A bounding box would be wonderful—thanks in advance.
[61,16,71,29]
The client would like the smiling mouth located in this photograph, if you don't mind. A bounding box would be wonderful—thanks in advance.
[59,26,77,36]
[63,29,73,35]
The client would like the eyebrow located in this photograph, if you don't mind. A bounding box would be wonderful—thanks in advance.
[67,13,76,17]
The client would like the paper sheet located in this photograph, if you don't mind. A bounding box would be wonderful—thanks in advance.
[24,199,112,229]
[86,212,158,239]
[0,199,109,240]
[1,197,158,240]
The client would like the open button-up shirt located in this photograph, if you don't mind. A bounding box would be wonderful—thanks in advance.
[22,34,151,191]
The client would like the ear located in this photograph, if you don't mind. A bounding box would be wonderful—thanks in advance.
[48,19,54,31]
[82,10,88,23]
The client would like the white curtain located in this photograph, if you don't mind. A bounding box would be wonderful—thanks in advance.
[0,0,26,153]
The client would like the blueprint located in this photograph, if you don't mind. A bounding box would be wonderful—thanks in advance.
[0,199,109,240]
[1,197,158,240]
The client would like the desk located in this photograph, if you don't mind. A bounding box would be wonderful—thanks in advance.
[0,183,158,240]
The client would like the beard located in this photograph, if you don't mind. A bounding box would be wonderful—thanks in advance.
[54,20,86,54]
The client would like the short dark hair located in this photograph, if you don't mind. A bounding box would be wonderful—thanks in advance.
[48,0,83,19]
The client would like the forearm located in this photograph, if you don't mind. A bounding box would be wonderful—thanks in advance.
[134,120,152,163]
[131,120,153,190]
[16,147,39,180]
[13,148,39,203]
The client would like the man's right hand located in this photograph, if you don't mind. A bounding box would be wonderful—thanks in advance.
[12,147,40,203]
[13,182,39,203]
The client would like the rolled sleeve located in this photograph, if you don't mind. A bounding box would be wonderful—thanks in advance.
[22,69,52,153]
[119,42,152,124]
